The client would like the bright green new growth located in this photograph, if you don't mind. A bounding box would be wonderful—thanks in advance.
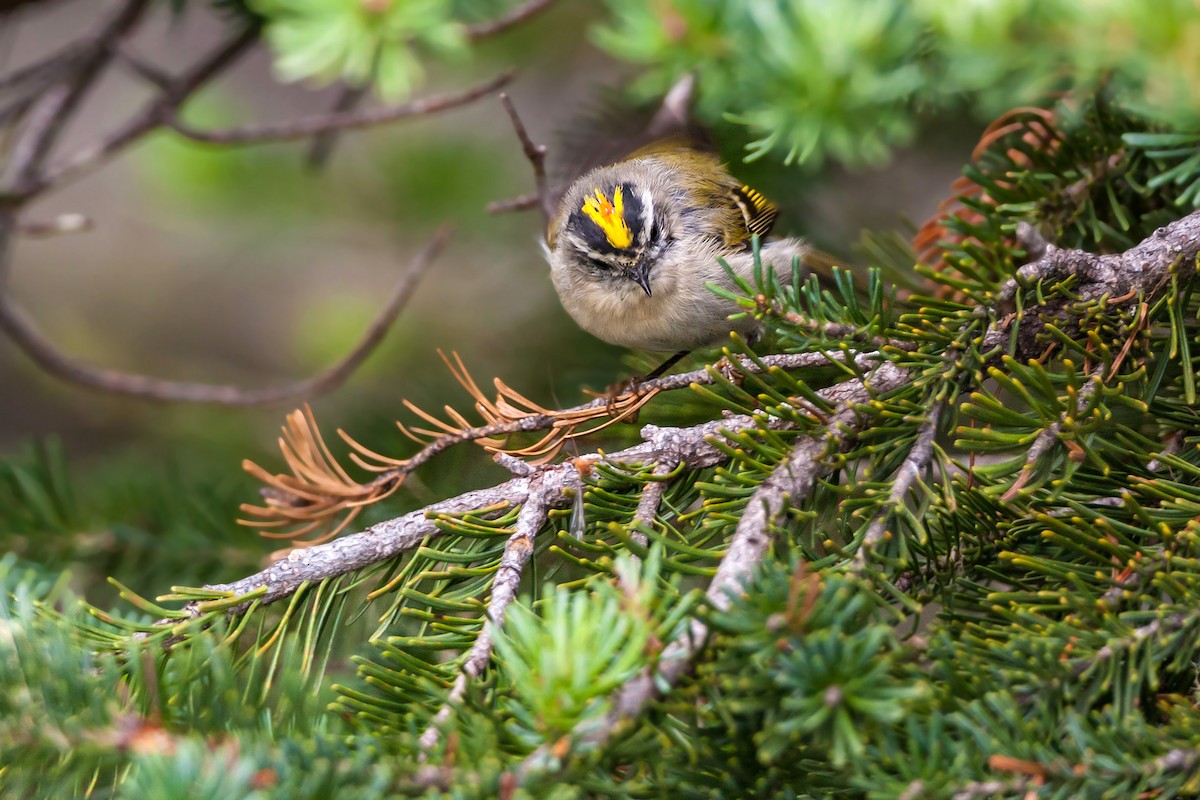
[245,0,467,99]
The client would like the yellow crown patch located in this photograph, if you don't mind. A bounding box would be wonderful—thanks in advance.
[581,186,633,249]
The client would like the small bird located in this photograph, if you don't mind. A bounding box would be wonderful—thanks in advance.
[546,139,816,377]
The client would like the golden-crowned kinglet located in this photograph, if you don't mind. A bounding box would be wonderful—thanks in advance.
[546,139,813,363]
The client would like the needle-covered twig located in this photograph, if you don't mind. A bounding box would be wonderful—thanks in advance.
[417,474,555,755]
[513,362,911,783]
[240,350,880,539]
[855,400,945,565]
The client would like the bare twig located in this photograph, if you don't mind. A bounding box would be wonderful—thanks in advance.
[4,0,150,192]
[486,192,540,215]
[497,93,550,220]
[0,224,451,403]
[29,26,259,195]
[113,42,173,90]
[854,400,944,565]
[0,36,90,94]
[417,474,554,755]
[463,0,558,40]
[1000,368,1101,501]
[167,71,514,146]
[304,84,371,169]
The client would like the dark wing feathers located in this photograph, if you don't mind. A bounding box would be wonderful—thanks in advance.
[729,184,779,240]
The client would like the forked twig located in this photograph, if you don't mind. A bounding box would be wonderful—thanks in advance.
[492,93,550,219]
[416,474,554,755]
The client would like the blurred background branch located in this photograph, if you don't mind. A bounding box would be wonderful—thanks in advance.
[0,0,541,405]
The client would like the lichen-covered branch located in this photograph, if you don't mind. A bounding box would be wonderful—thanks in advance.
[512,361,911,783]
[984,209,1200,359]
[172,358,906,621]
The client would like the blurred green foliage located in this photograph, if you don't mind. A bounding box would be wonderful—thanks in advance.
[596,0,1200,166]
[247,0,467,99]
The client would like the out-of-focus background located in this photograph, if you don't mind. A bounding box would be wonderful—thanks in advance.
[0,1,971,598]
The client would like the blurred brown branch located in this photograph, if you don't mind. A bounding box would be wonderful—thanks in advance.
[490,92,549,218]
[464,0,558,40]
[167,71,514,146]
[0,223,450,403]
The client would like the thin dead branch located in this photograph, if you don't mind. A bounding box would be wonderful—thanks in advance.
[304,84,372,169]
[495,93,550,220]
[167,72,514,146]
[0,223,451,404]
[23,27,255,196]
[463,0,558,40]
[4,0,151,193]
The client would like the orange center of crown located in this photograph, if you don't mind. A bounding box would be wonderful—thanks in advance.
[581,186,633,249]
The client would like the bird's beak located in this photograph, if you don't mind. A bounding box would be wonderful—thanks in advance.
[628,262,652,297]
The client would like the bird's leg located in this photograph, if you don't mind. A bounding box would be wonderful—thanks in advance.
[644,349,690,381]
[598,350,691,416]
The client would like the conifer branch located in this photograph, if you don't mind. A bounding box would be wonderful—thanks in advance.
[512,362,911,784]
[165,360,909,624]
[983,209,1200,359]
[242,350,878,538]
[417,474,554,755]
[855,400,944,565]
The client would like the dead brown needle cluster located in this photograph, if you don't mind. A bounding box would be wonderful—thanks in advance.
[239,406,400,545]
[240,352,659,543]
